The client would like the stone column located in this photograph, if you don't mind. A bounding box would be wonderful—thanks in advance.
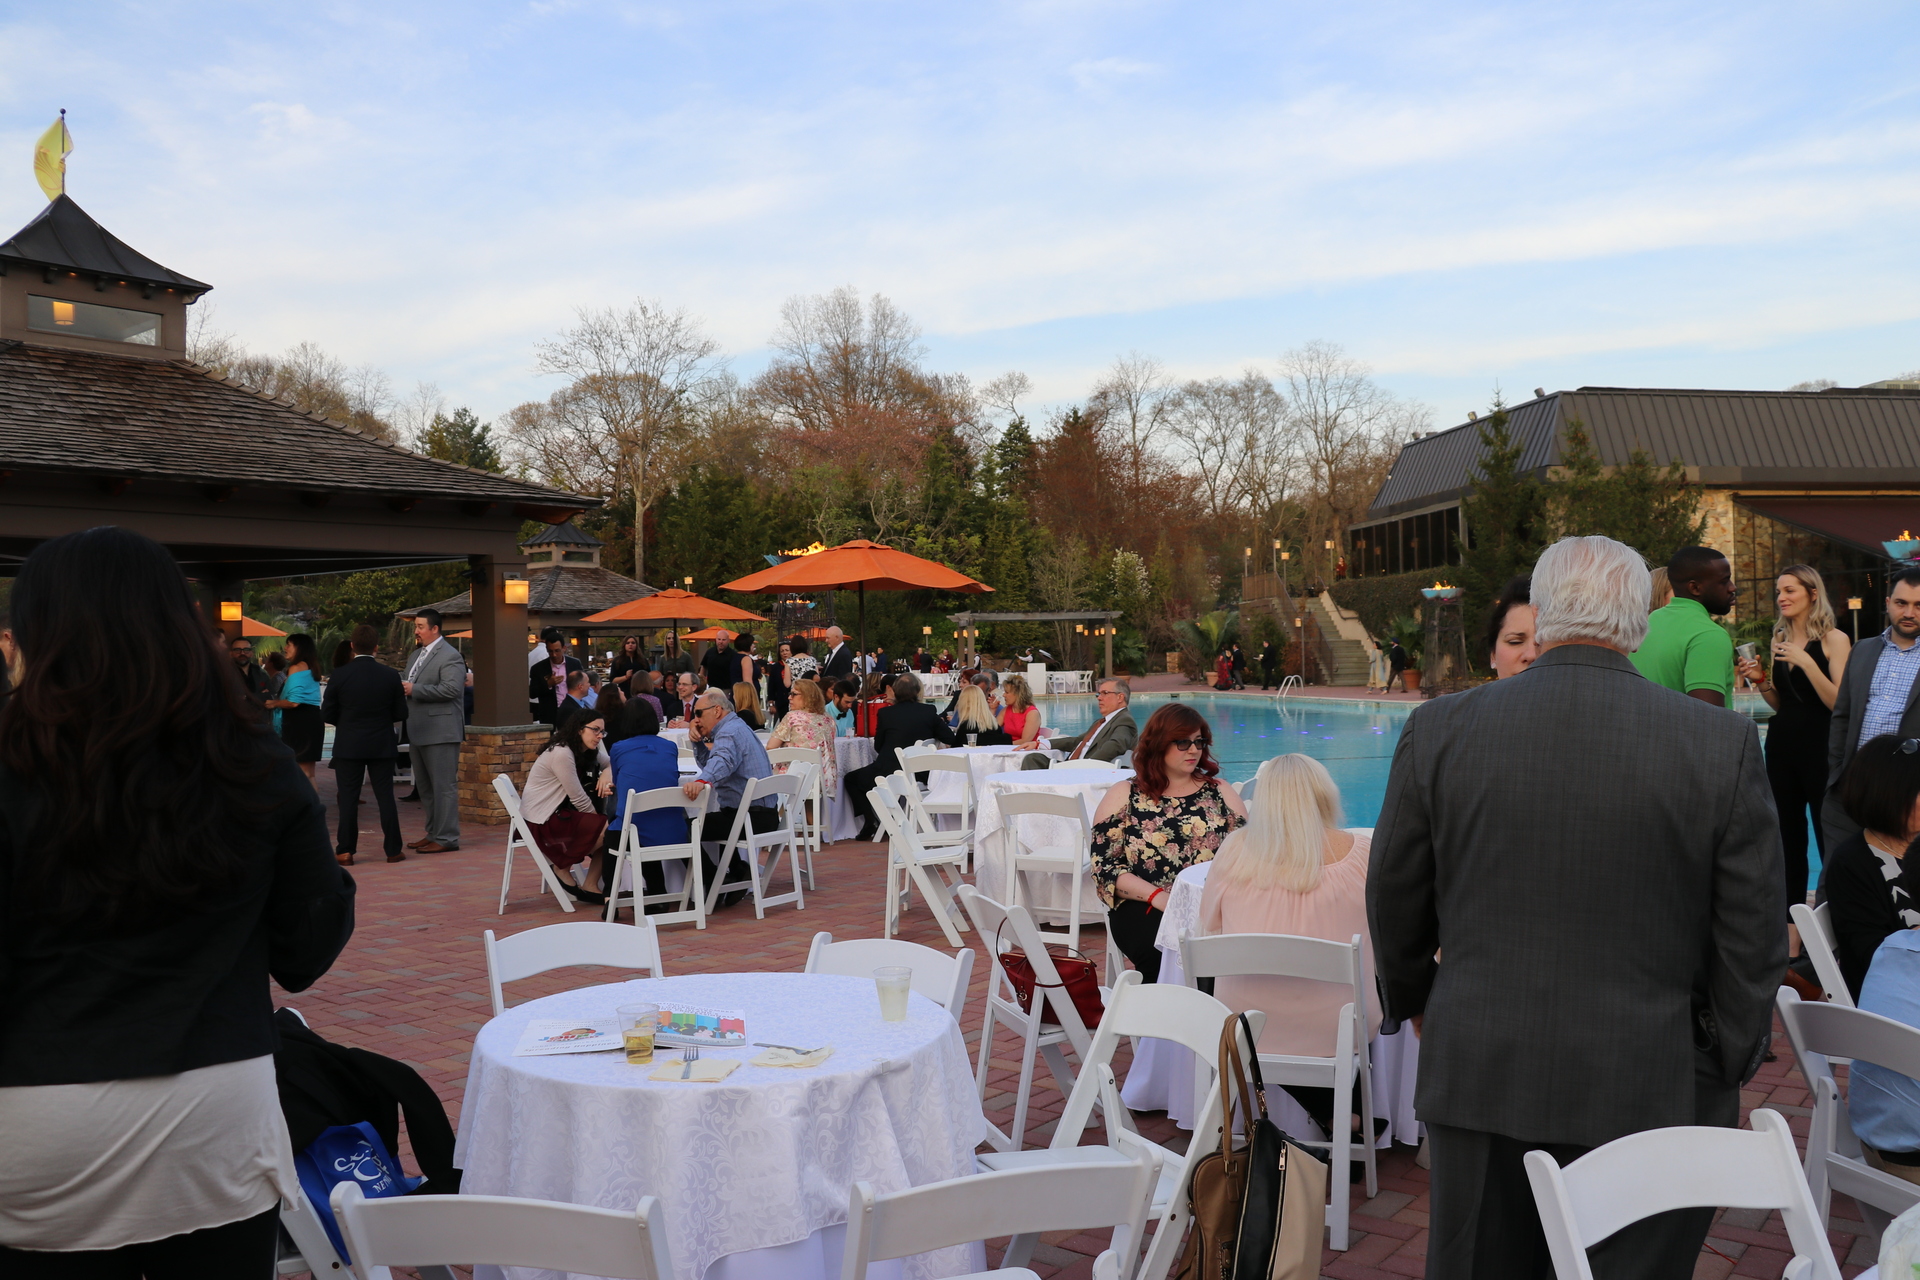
[462,552,542,825]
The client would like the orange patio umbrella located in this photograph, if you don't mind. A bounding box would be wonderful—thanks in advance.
[241,615,286,638]
[678,626,735,642]
[719,539,992,657]
[578,588,768,654]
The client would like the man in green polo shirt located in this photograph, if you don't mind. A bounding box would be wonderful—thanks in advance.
[1631,545,1738,706]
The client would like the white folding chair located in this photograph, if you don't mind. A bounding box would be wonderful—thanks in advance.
[1181,931,1375,1249]
[703,772,808,919]
[483,919,665,1017]
[332,1182,674,1280]
[278,1183,360,1278]
[956,885,1107,1152]
[492,773,578,915]
[874,774,971,948]
[840,1146,1158,1280]
[1524,1109,1841,1280]
[605,785,711,930]
[767,745,825,888]
[1793,901,1853,1007]
[805,931,976,1025]
[996,789,1095,949]
[899,748,978,860]
[981,972,1249,1277]
[1776,987,1920,1233]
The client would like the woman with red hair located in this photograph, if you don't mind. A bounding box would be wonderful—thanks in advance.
[1091,702,1247,981]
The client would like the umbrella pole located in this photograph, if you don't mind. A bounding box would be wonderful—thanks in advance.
[857,583,867,666]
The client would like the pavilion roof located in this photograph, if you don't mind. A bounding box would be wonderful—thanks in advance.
[403,563,657,620]
[0,195,211,295]
[520,521,602,548]
[0,342,594,517]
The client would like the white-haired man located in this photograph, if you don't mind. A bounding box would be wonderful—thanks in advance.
[1368,535,1783,1278]
[819,626,854,681]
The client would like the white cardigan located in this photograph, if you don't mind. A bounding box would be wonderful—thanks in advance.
[522,743,609,825]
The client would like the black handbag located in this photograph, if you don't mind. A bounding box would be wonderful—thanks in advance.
[1228,1013,1328,1280]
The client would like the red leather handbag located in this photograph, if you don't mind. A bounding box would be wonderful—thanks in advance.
[996,923,1105,1027]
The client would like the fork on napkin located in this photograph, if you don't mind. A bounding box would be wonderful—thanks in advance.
[749,1045,834,1068]
[647,1057,741,1083]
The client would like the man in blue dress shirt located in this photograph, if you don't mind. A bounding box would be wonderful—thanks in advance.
[1849,928,1920,1185]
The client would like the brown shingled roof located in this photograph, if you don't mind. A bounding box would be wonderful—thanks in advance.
[0,340,595,512]
[405,564,656,620]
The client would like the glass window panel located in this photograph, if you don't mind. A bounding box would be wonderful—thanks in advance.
[28,295,161,345]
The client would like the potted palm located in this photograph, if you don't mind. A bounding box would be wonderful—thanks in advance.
[1389,615,1426,692]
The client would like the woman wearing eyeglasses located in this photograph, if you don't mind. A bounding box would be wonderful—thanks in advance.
[521,707,615,904]
[1091,703,1247,982]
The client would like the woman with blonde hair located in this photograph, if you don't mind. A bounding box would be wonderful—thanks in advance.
[953,684,1009,745]
[1736,564,1852,947]
[767,677,838,794]
[1649,566,1674,611]
[999,673,1042,748]
[731,679,765,732]
[1197,753,1380,1143]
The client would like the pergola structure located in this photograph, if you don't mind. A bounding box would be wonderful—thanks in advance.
[946,610,1122,678]
[0,195,597,822]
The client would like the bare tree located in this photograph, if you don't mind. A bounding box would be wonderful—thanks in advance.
[1162,371,1292,526]
[184,321,400,443]
[979,371,1033,420]
[394,381,448,448]
[755,287,929,435]
[527,300,726,583]
[1087,352,1171,495]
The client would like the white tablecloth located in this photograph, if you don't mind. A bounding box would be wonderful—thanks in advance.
[972,768,1131,916]
[826,737,878,841]
[661,726,772,750]
[1118,858,1421,1145]
[921,745,1056,824]
[456,973,987,1280]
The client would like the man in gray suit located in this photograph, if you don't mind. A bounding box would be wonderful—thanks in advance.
[403,607,467,853]
[1825,565,1920,850]
[1020,677,1138,769]
[1369,536,1783,1279]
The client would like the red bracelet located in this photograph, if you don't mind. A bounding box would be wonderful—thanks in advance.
[1146,888,1168,913]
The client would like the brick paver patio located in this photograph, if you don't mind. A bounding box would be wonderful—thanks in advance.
[288,770,1875,1279]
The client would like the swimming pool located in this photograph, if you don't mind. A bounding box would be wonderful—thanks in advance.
[1039,693,1410,826]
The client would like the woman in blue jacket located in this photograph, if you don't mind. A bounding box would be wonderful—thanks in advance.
[605,698,691,908]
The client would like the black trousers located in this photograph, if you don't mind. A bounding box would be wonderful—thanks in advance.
[1425,1079,1735,1280]
[843,761,888,826]
[333,756,402,858]
[1766,733,1827,917]
[1260,659,1278,688]
[1107,899,1163,984]
[702,803,779,902]
[0,1207,280,1280]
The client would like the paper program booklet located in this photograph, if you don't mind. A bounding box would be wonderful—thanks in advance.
[513,1019,623,1056]
[653,1004,747,1049]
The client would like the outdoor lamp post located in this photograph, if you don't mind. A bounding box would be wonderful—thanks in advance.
[1272,538,1281,575]
[1849,596,1864,641]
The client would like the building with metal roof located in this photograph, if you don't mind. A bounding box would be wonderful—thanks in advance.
[1348,386,1920,625]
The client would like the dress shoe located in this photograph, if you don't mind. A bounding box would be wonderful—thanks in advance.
[386,851,408,863]
[407,837,433,849]
[854,820,879,843]
[335,851,355,867]
[414,840,458,853]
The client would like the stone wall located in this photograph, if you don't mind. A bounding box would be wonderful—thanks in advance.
[458,723,547,825]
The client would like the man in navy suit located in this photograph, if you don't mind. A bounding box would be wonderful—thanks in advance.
[322,624,408,865]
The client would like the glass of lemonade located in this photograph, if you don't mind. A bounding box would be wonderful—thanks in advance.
[874,967,912,1022]
[616,1003,659,1065]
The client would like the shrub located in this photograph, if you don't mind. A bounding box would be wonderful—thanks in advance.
[1330,571,1432,644]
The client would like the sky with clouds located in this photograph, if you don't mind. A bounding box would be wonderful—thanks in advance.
[4,1,1919,429]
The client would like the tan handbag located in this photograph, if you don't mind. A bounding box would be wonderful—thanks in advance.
[1173,1015,1328,1280]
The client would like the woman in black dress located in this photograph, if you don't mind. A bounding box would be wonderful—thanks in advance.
[609,635,646,692]
[1823,735,1920,998]
[1737,565,1851,956]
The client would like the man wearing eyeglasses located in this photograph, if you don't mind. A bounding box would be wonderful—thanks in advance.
[1021,678,1137,769]
[228,637,272,707]
[1827,565,1920,850]
[681,689,778,901]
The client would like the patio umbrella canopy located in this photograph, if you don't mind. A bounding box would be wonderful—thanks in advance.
[578,588,768,626]
[719,539,992,656]
[241,615,286,638]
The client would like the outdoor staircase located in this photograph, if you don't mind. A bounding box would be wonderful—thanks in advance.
[1304,594,1375,687]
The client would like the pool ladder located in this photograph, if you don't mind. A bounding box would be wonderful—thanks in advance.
[1276,675,1304,698]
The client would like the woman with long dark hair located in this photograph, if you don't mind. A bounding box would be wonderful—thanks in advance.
[266,632,324,780]
[1091,702,1247,982]
[1483,575,1538,679]
[0,527,353,1277]
[521,706,614,903]
[610,634,646,691]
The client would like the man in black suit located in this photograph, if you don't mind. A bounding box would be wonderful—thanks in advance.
[322,625,409,866]
[840,671,959,841]
[528,637,584,725]
[228,636,273,707]
[819,626,855,681]
[1370,536,1783,1278]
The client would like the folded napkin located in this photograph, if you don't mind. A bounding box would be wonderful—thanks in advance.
[749,1046,834,1068]
[647,1057,742,1083]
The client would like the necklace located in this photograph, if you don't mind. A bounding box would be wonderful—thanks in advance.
[1867,832,1909,859]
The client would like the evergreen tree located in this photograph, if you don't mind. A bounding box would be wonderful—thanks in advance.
[1456,399,1547,645]
[418,407,503,472]
[1551,417,1705,567]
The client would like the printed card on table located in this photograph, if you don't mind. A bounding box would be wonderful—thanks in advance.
[513,1019,624,1056]
[653,1004,748,1049]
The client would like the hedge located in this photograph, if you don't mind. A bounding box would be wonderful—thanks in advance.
[1329,570,1434,644]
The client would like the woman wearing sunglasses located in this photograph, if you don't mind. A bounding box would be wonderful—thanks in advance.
[1091,702,1247,982]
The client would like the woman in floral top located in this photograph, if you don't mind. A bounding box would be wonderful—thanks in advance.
[1091,702,1246,982]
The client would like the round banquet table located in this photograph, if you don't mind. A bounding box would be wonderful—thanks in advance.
[1116,853,1422,1147]
[456,972,987,1280]
[971,767,1131,917]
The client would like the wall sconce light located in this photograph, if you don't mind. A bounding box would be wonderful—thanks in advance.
[503,577,530,605]
[219,600,243,622]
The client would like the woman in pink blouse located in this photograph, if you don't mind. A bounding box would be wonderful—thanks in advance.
[1198,753,1380,1143]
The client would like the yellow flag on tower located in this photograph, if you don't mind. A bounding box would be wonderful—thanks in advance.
[33,113,71,202]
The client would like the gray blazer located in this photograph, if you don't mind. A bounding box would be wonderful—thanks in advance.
[404,640,467,747]
[1368,644,1784,1148]
[1051,708,1138,763]
[1827,634,1920,787]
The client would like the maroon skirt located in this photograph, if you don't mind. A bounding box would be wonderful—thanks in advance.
[528,810,608,868]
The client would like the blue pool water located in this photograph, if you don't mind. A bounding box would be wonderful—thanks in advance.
[1039,694,1410,826]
